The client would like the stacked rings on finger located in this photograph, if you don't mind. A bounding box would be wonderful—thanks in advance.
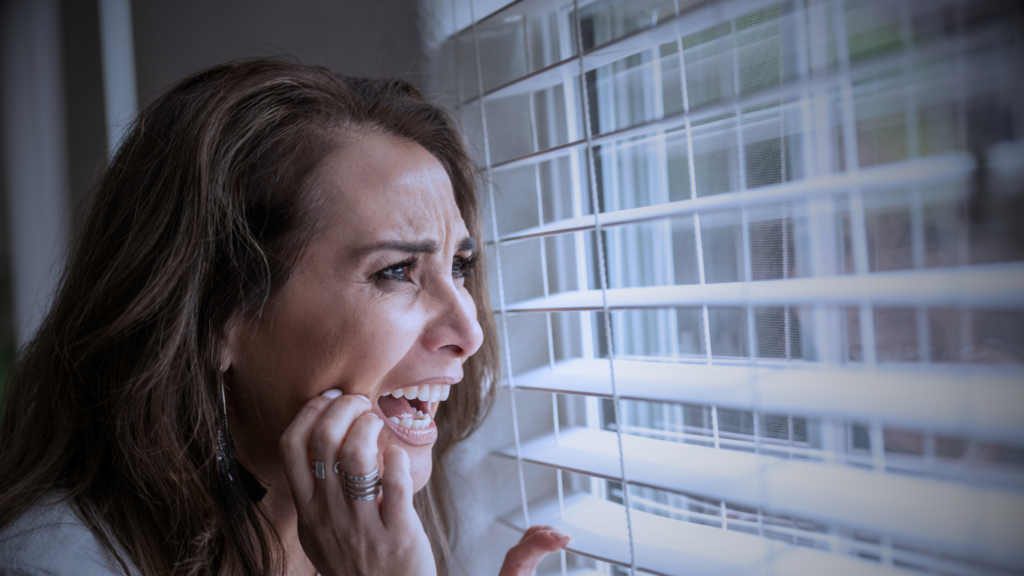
[338,465,381,501]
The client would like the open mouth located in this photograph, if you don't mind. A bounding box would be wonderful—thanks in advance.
[376,383,451,432]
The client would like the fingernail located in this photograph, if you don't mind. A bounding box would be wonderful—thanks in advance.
[366,412,379,419]
[354,394,370,403]
[549,528,570,540]
[321,389,342,399]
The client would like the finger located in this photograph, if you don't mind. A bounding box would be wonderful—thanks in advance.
[336,413,384,514]
[308,395,373,503]
[280,390,343,507]
[379,446,416,531]
[520,525,556,540]
[498,527,571,576]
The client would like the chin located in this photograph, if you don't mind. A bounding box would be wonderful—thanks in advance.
[410,452,433,493]
[377,430,434,493]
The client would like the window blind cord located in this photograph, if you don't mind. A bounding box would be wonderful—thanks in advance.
[572,0,638,573]
[521,31,568,576]
[829,0,879,370]
[468,0,531,532]
[671,3,713,367]
[725,13,778,574]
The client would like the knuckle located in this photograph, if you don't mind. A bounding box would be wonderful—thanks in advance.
[278,429,295,451]
[341,444,377,470]
[308,423,340,450]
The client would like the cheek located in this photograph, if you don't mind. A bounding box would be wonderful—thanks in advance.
[338,297,427,385]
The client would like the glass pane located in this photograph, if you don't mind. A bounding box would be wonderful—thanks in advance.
[698,209,744,284]
[490,166,541,237]
[475,19,529,93]
[577,0,677,51]
[498,237,546,304]
[586,41,683,136]
[485,93,535,164]
[691,115,740,197]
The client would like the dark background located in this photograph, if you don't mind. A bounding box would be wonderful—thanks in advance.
[0,0,430,393]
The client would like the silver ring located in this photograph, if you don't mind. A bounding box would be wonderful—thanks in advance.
[313,460,326,480]
[340,466,381,500]
[338,467,379,482]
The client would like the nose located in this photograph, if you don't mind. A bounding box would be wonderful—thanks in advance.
[421,275,484,360]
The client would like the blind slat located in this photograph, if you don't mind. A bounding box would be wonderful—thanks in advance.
[504,262,1024,311]
[496,428,1024,562]
[501,493,915,576]
[496,153,971,243]
[511,358,1024,440]
[452,0,1024,571]
[470,0,802,105]
[481,0,989,174]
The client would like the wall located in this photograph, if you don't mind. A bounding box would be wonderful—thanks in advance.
[132,0,427,106]
[0,0,427,361]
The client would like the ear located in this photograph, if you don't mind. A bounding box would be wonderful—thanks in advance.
[220,317,241,372]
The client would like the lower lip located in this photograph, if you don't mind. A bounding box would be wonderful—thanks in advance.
[379,412,438,447]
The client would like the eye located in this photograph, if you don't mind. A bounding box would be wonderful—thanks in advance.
[376,258,417,283]
[452,254,479,279]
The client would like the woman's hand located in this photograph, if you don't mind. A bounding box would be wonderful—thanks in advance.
[280,390,436,576]
[498,525,571,576]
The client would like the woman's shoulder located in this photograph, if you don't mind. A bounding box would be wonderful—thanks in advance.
[0,495,137,576]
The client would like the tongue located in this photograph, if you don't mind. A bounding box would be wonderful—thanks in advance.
[378,395,416,419]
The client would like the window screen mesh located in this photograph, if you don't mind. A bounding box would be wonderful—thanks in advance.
[438,0,1024,573]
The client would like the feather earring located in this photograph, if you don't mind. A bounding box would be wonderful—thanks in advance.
[217,367,267,503]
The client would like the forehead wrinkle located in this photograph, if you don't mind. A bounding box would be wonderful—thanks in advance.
[314,135,472,266]
[352,240,441,260]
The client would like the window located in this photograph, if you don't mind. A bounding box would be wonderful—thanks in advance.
[435,0,1024,573]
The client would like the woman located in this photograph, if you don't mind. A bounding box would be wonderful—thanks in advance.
[0,59,568,575]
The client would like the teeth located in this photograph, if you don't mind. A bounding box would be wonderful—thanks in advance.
[382,384,455,429]
[385,384,454,403]
[391,409,433,430]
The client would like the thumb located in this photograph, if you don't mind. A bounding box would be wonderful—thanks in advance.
[379,446,417,530]
[498,527,571,576]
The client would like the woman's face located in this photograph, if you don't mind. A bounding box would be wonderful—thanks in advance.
[228,133,483,492]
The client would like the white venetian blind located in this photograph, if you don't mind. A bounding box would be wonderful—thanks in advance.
[437,0,1024,574]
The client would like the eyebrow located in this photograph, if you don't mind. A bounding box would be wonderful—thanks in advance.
[354,236,477,258]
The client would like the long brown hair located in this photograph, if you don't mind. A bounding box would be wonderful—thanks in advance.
[0,59,498,575]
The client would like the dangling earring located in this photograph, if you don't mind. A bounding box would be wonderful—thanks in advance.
[216,365,267,503]
[216,366,235,482]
